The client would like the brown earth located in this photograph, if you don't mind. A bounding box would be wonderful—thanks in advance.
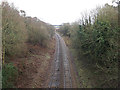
[10,38,55,88]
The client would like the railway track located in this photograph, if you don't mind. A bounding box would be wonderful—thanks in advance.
[49,33,72,88]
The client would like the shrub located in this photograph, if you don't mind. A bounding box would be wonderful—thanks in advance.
[2,1,55,88]
[2,2,55,60]
[25,17,54,47]
[2,2,28,58]
[2,63,18,88]
[59,23,71,37]
[60,3,119,87]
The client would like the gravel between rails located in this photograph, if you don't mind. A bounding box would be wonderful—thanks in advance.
[48,33,72,88]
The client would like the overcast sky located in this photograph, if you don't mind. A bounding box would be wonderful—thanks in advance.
[6,0,112,25]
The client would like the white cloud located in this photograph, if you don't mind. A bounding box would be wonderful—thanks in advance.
[7,0,112,25]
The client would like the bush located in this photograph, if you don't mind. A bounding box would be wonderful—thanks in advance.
[2,2,28,58]
[58,23,71,37]
[2,2,55,60]
[2,1,55,88]
[59,3,119,87]
[2,63,18,88]
[25,17,55,47]
[73,4,118,87]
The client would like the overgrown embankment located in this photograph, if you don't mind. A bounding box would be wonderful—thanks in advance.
[2,2,55,88]
[58,3,119,88]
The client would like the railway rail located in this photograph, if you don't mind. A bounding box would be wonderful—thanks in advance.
[49,33,72,88]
